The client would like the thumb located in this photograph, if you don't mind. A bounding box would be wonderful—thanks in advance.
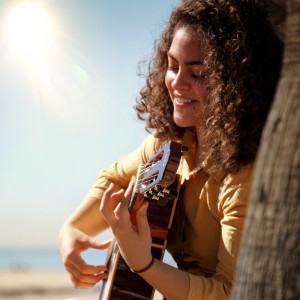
[136,202,150,236]
[81,237,112,250]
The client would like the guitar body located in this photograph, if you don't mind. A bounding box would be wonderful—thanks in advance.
[99,141,184,300]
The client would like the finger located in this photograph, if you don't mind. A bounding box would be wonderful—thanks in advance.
[72,260,107,276]
[114,201,121,219]
[70,276,97,289]
[100,183,124,227]
[124,181,135,199]
[117,182,135,229]
[136,202,151,236]
[80,238,112,251]
[119,182,134,216]
[68,263,107,288]
[99,183,115,213]
[64,249,107,275]
[70,272,96,289]
[108,189,125,226]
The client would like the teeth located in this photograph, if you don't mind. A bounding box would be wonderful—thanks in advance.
[175,98,194,104]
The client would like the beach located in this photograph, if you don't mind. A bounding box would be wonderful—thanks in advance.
[0,269,163,300]
[0,248,167,299]
[0,269,100,300]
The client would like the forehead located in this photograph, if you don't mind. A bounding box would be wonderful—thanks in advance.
[168,27,206,61]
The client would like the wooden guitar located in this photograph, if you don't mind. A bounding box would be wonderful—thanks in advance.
[99,141,185,300]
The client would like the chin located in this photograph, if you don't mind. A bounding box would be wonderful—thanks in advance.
[174,114,197,128]
[174,118,196,128]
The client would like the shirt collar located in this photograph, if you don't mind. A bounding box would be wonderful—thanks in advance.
[179,129,226,183]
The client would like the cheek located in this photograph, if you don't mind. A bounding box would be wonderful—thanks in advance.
[194,82,209,102]
[164,72,173,94]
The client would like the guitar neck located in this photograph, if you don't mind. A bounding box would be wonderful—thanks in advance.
[99,141,183,300]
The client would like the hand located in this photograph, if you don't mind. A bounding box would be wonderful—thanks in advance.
[59,224,111,288]
[100,182,153,271]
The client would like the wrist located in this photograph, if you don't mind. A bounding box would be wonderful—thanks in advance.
[130,255,155,274]
[59,222,73,239]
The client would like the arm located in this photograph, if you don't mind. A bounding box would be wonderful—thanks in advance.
[62,196,108,235]
[100,182,190,300]
[140,260,190,300]
[99,165,253,299]
[59,195,111,288]
[185,164,253,299]
[59,134,162,288]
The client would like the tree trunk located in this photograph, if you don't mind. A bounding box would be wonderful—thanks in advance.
[231,1,300,299]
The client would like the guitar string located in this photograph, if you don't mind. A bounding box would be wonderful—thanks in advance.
[135,154,167,193]
[135,162,159,190]
[136,170,158,186]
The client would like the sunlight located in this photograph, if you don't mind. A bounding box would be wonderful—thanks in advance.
[3,1,55,63]
[1,1,101,123]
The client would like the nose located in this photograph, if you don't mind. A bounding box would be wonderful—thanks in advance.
[171,69,191,92]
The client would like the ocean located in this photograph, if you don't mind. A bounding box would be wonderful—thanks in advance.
[0,248,107,270]
[0,248,176,270]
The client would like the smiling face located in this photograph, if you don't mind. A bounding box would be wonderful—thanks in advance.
[165,27,210,128]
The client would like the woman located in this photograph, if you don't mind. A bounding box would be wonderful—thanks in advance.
[59,1,283,299]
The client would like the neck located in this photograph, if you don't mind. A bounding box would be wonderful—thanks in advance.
[194,124,207,169]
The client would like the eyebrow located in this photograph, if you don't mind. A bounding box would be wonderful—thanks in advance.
[167,52,204,66]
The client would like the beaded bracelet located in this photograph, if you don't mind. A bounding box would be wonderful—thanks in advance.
[130,256,155,274]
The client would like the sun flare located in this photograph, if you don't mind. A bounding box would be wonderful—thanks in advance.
[1,1,97,121]
[4,1,55,62]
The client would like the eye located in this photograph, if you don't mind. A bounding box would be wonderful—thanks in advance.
[191,65,208,79]
[167,56,179,73]
[167,66,179,72]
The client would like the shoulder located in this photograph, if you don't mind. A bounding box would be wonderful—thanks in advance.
[222,163,254,189]
[218,163,254,211]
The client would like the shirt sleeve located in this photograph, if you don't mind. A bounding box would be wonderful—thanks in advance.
[187,164,253,300]
[85,134,161,200]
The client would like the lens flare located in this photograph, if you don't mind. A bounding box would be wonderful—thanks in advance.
[3,1,55,62]
[1,1,102,123]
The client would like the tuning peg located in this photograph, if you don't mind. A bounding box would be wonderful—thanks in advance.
[143,194,152,200]
[144,190,153,199]
[153,185,164,192]
[162,188,178,198]
[156,192,173,200]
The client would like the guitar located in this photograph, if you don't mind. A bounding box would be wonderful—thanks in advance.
[99,141,185,300]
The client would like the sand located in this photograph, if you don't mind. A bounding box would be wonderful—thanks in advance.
[0,269,100,300]
[0,269,163,300]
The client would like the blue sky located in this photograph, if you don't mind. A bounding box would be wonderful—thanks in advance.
[0,0,180,248]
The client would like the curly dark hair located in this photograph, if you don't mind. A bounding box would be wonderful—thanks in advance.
[135,0,283,174]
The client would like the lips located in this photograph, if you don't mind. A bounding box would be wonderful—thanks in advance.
[174,98,197,106]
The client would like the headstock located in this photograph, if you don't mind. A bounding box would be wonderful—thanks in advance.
[129,141,186,210]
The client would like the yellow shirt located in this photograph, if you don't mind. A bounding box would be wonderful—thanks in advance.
[87,131,253,299]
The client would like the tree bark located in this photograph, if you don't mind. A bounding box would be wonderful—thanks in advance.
[231,1,300,299]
